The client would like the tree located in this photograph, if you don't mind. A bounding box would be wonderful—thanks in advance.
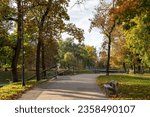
[0,0,84,82]
[83,45,97,69]
[65,23,84,42]
[64,52,75,70]
[44,38,59,68]
[58,39,79,69]
[124,16,150,73]
[98,51,107,69]
[90,0,117,75]
[26,0,70,80]
[0,0,24,82]
[103,24,128,71]
[58,39,97,70]
[113,0,150,73]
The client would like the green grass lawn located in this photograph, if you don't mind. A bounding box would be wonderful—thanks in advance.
[97,74,150,100]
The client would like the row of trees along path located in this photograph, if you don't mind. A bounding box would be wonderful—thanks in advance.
[0,0,84,83]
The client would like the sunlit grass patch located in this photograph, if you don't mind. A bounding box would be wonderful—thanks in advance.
[97,74,150,100]
[0,80,42,100]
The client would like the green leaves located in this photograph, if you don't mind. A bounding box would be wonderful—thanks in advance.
[124,15,150,67]
[106,0,150,70]
[58,39,97,70]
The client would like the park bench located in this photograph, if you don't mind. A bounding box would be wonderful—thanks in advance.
[104,80,118,96]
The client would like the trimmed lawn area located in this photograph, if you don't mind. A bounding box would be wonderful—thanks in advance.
[97,74,150,100]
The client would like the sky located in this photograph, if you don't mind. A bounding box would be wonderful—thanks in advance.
[63,0,104,51]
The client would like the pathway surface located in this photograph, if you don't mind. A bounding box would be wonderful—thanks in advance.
[18,74,107,100]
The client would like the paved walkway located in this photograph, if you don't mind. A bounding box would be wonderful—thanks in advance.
[18,74,107,100]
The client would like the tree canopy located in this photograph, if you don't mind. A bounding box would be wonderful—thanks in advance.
[0,0,149,84]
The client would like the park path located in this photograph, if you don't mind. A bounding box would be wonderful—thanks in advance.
[18,74,107,100]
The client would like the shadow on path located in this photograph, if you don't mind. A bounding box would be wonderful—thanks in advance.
[18,74,107,100]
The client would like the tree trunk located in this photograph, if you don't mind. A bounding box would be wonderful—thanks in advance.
[127,68,129,74]
[123,62,126,73]
[36,39,42,81]
[11,0,22,82]
[11,50,19,82]
[133,63,136,74]
[141,66,144,74]
[106,37,111,76]
[35,3,51,81]
[138,65,141,73]
[41,42,46,78]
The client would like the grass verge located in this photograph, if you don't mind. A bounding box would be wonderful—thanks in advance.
[0,80,46,100]
[97,74,150,100]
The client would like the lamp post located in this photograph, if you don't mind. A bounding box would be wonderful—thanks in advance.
[21,0,25,86]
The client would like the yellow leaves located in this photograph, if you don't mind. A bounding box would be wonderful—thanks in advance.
[64,52,74,62]
[116,0,139,16]
[0,80,37,100]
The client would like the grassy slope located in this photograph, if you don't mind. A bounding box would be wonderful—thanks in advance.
[97,74,150,100]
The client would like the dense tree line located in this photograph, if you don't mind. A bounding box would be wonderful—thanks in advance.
[0,0,85,82]
[91,0,150,74]
[0,0,149,84]
[58,38,97,70]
